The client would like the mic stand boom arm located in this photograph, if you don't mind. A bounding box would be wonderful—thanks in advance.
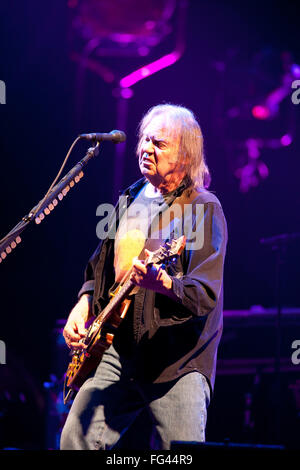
[0,142,100,263]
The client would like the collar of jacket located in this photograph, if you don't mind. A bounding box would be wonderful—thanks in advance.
[120,175,192,205]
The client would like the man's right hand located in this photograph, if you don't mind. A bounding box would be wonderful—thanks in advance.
[63,294,93,349]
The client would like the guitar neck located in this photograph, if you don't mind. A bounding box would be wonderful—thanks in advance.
[96,278,136,323]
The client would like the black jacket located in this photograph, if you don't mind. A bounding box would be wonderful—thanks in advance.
[77,177,228,392]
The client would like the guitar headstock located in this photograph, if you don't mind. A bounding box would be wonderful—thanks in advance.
[146,236,186,266]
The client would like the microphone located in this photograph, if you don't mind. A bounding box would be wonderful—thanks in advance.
[79,130,126,144]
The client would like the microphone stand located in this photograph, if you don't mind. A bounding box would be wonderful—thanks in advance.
[0,142,100,262]
[260,232,300,444]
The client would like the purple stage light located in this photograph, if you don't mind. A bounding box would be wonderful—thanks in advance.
[68,0,177,49]
[252,104,270,120]
[257,161,269,179]
[120,88,134,99]
[291,63,300,78]
[280,134,292,146]
[120,51,180,88]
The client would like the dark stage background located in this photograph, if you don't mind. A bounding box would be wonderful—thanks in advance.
[0,0,299,450]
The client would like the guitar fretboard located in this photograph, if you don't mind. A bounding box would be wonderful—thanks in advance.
[96,278,135,324]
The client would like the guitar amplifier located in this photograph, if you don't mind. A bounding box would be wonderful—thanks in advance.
[205,307,300,449]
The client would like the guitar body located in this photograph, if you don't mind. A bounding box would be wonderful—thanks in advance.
[65,296,132,391]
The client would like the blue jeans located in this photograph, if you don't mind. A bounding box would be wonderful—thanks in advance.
[60,344,210,450]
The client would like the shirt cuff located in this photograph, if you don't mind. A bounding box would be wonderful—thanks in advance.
[77,280,95,299]
[170,276,184,301]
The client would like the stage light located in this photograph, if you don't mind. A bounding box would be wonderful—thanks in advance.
[119,51,180,88]
[251,105,271,120]
[280,134,292,146]
[291,63,300,78]
[252,62,300,120]
[68,0,179,56]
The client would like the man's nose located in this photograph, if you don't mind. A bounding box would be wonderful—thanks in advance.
[142,138,154,154]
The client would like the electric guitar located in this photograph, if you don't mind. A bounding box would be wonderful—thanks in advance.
[63,236,186,404]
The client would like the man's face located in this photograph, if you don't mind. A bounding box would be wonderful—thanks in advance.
[138,114,184,192]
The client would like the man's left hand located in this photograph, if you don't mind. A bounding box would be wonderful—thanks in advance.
[130,254,172,296]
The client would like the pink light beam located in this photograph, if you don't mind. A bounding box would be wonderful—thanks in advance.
[119,51,181,89]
